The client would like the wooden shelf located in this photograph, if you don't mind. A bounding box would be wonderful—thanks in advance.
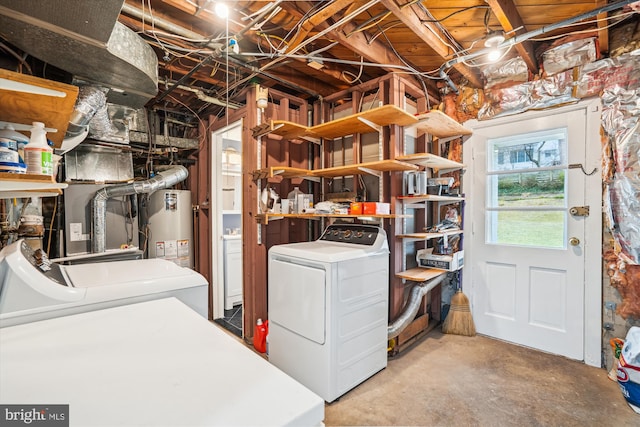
[407,110,472,138]
[396,153,464,171]
[314,160,418,178]
[256,212,408,225]
[0,69,79,147]
[0,172,68,199]
[396,267,446,282]
[397,230,463,240]
[251,166,314,181]
[253,105,419,141]
[252,160,418,181]
[310,105,418,139]
[398,194,465,203]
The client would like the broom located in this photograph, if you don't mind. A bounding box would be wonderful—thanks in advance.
[442,289,476,336]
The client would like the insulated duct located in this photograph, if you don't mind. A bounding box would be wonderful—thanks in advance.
[92,166,188,253]
[0,0,158,108]
[387,274,447,339]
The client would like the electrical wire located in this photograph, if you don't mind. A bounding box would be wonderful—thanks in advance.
[460,44,515,68]
[419,5,490,23]
[528,10,637,41]
[342,56,365,84]
[46,197,57,257]
[0,41,33,74]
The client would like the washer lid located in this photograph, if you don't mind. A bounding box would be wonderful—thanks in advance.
[269,240,388,263]
[62,259,204,288]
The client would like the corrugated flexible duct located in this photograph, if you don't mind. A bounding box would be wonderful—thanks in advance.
[92,165,188,253]
[387,274,447,339]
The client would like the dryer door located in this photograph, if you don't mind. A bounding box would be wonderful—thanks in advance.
[269,259,325,344]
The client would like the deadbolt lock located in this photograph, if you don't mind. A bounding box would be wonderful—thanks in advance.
[569,206,590,217]
[569,237,580,246]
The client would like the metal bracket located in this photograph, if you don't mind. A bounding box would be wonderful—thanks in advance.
[569,206,590,217]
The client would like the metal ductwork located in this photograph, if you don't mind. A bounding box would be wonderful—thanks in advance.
[0,0,158,108]
[387,275,447,339]
[92,166,188,253]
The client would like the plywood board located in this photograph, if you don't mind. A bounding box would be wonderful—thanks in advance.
[310,105,419,139]
[268,121,310,141]
[396,152,465,170]
[0,69,79,147]
[314,159,418,178]
[397,230,463,240]
[396,267,445,282]
[259,105,419,141]
[251,166,313,180]
[409,110,472,138]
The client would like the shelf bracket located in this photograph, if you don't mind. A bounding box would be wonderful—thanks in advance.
[300,135,321,145]
[357,166,382,178]
[357,117,382,133]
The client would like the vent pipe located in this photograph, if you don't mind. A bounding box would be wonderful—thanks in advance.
[388,274,447,339]
[92,165,188,253]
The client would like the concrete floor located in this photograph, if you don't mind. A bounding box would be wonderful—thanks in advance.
[324,331,638,426]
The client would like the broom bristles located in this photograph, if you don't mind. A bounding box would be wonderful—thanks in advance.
[442,290,476,337]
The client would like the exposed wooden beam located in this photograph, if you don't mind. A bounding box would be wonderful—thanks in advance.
[160,0,345,92]
[596,0,609,54]
[379,0,482,88]
[284,0,359,53]
[280,1,439,97]
[486,0,539,73]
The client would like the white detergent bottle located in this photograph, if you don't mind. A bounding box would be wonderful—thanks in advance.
[25,122,53,175]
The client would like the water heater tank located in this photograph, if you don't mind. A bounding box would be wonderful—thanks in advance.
[147,189,193,268]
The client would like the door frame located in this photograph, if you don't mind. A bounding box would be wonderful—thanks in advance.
[211,119,243,321]
[463,99,602,366]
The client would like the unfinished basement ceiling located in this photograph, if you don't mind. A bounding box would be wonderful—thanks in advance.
[117,0,636,116]
[4,1,633,117]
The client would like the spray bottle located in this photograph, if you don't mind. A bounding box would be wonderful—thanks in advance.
[24,122,53,176]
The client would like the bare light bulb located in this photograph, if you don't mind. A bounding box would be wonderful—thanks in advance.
[487,49,501,62]
[215,2,228,18]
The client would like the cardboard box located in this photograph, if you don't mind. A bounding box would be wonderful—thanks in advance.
[416,249,464,271]
[362,202,390,215]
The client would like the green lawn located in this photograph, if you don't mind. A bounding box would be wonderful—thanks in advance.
[493,195,565,248]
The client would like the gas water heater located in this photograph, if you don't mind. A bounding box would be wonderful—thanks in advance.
[147,189,194,268]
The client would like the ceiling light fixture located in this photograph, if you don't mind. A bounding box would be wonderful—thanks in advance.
[215,2,228,18]
[484,31,505,63]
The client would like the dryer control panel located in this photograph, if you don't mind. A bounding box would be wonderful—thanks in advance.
[19,241,67,286]
[319,224,382,246]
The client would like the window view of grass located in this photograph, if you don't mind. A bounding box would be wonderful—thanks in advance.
[489,171,566,248]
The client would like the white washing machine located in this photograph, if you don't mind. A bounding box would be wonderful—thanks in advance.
[0,239,208,327]
[268,224,389,402]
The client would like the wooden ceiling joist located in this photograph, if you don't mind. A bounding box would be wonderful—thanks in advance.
[486,0,538,73]
[379,0,483,88]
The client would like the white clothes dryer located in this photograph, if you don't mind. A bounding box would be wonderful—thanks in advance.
[0,239,208,327]
[268,224,389,402]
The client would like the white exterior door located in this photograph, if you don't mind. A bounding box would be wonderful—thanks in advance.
[463,100,602,365]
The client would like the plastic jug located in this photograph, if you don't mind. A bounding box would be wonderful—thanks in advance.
[287,187,303,213]
[24,122,53,176]
[253,318,267,353]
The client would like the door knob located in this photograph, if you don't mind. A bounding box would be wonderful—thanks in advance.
[569,237,580,246]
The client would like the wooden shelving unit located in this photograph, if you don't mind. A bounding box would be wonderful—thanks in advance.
[252,105,419,141]
[0,172,68,199]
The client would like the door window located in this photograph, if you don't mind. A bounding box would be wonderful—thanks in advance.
[486,128,568,249]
